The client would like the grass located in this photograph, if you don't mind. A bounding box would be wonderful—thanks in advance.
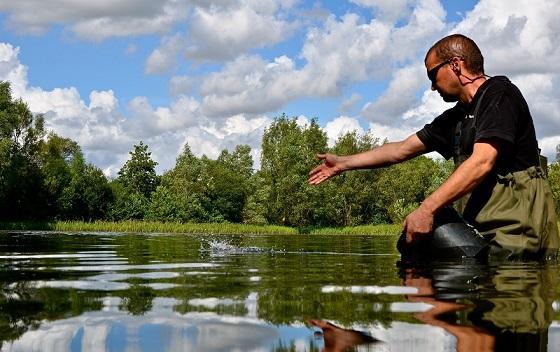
[0,220,400,236]
[308,224,401,236]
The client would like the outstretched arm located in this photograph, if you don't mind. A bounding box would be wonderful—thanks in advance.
[308,134,426,185]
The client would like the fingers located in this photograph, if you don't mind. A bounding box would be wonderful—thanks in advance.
[308,164,323,177]
[403,220,413,244]
[308,170,330,185]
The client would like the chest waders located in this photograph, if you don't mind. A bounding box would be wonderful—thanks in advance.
[453,89,559,260]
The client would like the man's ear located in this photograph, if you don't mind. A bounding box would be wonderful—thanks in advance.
[451,58,461,74]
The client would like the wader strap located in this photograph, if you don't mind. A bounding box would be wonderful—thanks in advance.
[453,85,490,165]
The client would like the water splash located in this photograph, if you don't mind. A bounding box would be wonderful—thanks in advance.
[200,239,281,256]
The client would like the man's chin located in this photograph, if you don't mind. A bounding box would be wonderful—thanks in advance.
[441,94,458,103]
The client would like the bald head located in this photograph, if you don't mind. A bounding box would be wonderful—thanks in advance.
[426,34,485,75]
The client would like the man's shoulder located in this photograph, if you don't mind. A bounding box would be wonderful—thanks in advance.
[436,103,466,121]
[478,76,527,108]
[482,76,518,96]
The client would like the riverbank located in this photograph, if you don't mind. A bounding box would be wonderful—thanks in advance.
[0,220,401,236]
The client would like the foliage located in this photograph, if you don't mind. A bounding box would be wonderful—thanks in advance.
[376,156,448,223]
[58,153,113,221]
[318,130,386,227]
[259,115,328,227]
[117,141,159,198]
[39,133,82,217]
[0,81,46,219]
[6,82,558,226]
[108,142,159,220]
[549,161,560,214]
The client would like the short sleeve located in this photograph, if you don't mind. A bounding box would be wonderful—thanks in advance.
[416,105,463,160]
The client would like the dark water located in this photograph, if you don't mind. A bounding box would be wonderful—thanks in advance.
[0,232,559,352]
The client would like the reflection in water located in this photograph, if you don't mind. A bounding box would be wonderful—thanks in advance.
[399,261,558,352]
[0,232,559,351]
[308,319,379,352]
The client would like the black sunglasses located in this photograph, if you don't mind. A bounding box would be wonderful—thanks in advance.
[427,58,451,82]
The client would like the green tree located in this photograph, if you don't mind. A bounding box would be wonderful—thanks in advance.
[376,156,447,223]
[260,115,328,226]
[59,153,113,220]
[548,162,560,215]
[148,144,211,222]
[209,145,253,222]
[109,142,159,220]
[148,143,254,223]
[38,133,82,218]
[118,141,158,198]
[319,131,387,227]
[0,81,46,219]
[243,171,270,225]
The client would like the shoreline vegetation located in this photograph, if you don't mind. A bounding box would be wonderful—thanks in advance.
[0,220,401,236]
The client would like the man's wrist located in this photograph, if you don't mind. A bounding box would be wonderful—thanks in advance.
[419,199,438,215]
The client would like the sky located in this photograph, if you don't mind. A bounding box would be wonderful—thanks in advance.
[0,0,558,176]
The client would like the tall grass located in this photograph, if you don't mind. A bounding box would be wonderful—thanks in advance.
[0,220,298,235]
[0,220,401,236]
[308,224,401,236]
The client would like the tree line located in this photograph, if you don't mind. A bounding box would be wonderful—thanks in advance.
[2,81,560,227]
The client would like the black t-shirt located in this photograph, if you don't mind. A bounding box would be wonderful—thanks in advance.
[416,76,540,174]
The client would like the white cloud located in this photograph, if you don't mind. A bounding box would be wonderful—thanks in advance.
[169,75,194,97]
[0,43,28,97]
[0,0,189,41]
[350,0,413,22]
[145,34,186,74]
[185,2,295,61]
[324,116,364,147]
[368,122,417,142]
[339,93,362,113]
[199,0,446,118]
[144,0,297,71]
[382,0,560,161]
[453,0,560,76]
[0,42,273,175]
[361,64,428,125]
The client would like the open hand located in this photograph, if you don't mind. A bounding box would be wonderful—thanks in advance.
[308,153,344,185]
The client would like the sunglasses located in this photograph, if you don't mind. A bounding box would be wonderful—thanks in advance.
[427,58,452,83]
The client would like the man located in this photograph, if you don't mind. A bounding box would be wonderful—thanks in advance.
[308,34,559,260]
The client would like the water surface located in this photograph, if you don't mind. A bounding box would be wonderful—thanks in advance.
[0,232,559,351]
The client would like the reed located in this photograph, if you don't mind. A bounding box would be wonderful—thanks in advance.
[0,220,297,235]
[308,224,401,236]
[0,220,400,236]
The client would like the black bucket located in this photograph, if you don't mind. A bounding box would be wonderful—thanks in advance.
[397,207,489,261]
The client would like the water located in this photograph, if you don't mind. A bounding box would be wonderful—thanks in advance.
[0,231,559,352]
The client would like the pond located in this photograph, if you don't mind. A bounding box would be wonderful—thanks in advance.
[0,231,559,352]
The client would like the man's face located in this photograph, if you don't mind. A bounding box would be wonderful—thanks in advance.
[425,52,458,103]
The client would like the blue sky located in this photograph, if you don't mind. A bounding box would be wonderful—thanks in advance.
[0,0,558,175]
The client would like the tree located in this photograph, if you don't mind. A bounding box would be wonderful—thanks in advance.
[39,133,82,218]
[320,130,386,226]
[0,81,46,219]
[118,141,158,198]
[59,153,113,220]
[148,144,211,222]
[548,162,560,215]
[260,115,328,226]
[209,145,253,222]
[376,156,448,223]
[108,142,159,220]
